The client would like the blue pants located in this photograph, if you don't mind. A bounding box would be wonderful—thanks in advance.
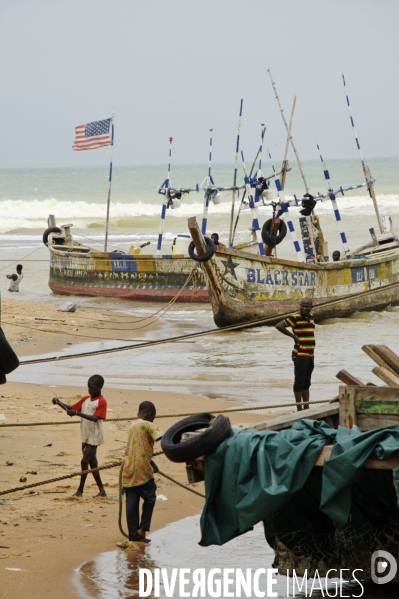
[125,478,157,540]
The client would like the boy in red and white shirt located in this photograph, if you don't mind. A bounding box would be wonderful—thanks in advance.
[54,375,107,497]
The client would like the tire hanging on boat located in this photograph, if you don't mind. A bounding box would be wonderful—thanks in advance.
[161,413,231,463]
[261,218,287,247]
[188,236,215,262]
[43,227,62,246]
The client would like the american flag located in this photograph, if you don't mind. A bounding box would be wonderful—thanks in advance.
[72,118,112,151]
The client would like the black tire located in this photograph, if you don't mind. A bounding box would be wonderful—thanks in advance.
[0,372,6,385]
[0,328,19,374]
[188,236,215,262]
[261,219,287,247]
[161,413,231,463]
[43,226,62,246]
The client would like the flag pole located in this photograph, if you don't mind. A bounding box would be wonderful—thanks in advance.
[104,110,115,252]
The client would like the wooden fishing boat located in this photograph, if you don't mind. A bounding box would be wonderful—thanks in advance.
[44,220,209,302]
[188,214,399,326]
[186,73,399,327]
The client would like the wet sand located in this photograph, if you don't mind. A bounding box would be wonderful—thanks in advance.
[0,298,274,599]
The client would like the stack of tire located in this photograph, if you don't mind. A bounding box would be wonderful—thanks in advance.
[0,328,20,384]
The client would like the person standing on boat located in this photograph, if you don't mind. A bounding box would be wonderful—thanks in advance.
[275,298,315,411]
[6,264,23,292]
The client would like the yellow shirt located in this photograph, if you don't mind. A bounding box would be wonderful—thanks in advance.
[122,419,158,487]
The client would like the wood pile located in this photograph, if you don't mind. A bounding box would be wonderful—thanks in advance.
[336,345,399,388]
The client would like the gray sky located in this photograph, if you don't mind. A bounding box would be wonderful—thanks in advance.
[1,0,398,168]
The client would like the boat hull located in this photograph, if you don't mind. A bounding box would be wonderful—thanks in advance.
[48,248,208,303]
[195,246,399,326]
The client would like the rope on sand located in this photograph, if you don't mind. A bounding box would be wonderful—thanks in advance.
[0,399,335,427]
[0,451,205,505]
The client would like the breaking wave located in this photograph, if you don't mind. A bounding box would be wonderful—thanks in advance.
[1,193,399,233]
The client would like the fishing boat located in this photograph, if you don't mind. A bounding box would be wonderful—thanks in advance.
[187,72,399,326]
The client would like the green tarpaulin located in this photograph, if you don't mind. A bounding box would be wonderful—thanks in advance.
[200,420,399,547]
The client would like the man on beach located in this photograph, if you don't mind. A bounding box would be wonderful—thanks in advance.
[6,264,23,292]
[275,298,315,411]
[53,375,107,497]
[122,401,159,543]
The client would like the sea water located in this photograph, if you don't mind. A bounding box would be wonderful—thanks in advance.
[2,159,399,597]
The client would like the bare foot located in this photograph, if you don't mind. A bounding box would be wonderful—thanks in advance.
[73,490,83,497]
[93,490,107,498]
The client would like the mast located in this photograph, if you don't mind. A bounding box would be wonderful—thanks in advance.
[104,109,115,252]
[317,142,351,258]
[268,70,309,194]
[280,96,296,190]
[228,99,243,247]
[342,74,383,233]
[157,137,173,255]
[201,129,215,235]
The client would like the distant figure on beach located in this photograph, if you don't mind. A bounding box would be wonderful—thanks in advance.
[122,401,159,543]
[275,298,315,412]
[211,233,225,248]
[6,264,23,292]
[172,237,177,254]
[52,375,107,497]
[332,250,341,262]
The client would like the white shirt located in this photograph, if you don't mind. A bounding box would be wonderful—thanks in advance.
[8,273,23,292]
[71,395,107,446]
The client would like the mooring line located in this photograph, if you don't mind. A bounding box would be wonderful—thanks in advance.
[17,280,399,367]
[0,399,334,428]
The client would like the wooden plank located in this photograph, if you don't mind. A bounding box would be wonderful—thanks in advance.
[339,386,357,428]
[336,369,364,386]
[249,405,339,431]
[362,344,398,377]
[352,385,399,401]
[373,345,399,377]
[357,413,399,431]
[355,399,399,415]
[314,444,399,469]
[371,366,399,388]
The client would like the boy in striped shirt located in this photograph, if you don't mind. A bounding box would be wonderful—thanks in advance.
[275,298,315,411]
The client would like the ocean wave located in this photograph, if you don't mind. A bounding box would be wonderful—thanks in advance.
[1,193,399,233]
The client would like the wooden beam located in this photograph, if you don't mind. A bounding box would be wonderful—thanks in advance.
[352,386,399,400]
[239,405,339,432]
[371,366,399,388]
[373,345,399,377]
[362,344,398,377]
[314,444,399,469]
[339,386,357,428]
[336,369,364,386]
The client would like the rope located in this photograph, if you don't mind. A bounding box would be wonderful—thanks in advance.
[0,449,163,497]
[0,245,44,273]
[18,280,399,367]
[0,399,334,427]
[2,268,198,340]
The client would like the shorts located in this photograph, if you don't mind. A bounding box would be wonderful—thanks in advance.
[293,356,314,392]
[82,442,98,456]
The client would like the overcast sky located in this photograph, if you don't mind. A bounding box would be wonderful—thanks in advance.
[1,0,398,168]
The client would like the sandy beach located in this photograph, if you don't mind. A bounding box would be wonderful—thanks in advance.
[0,298,273,599]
